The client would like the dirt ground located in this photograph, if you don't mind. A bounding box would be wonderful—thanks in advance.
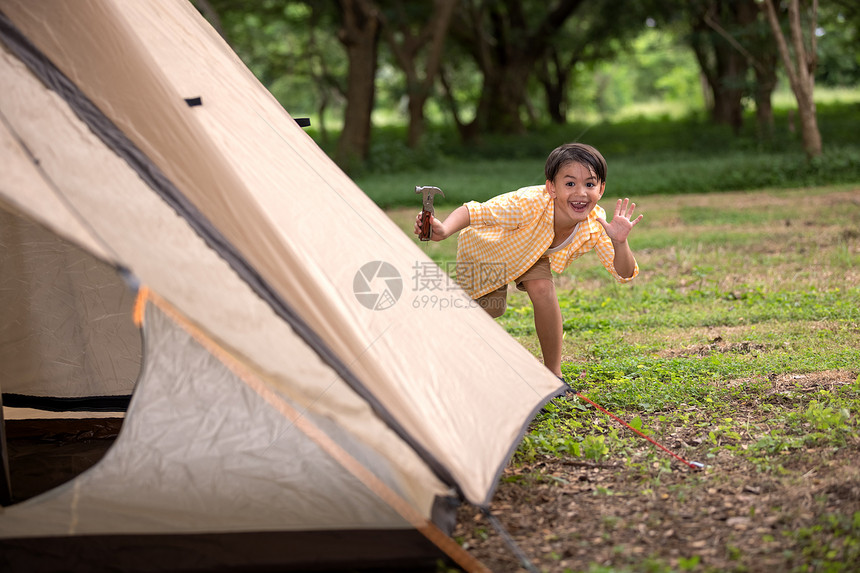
[453,370,860,573]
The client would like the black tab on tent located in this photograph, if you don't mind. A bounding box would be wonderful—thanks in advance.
[184,96,202,107]
[294,118,311,127]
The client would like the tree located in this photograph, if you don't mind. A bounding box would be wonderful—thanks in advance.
[302,4,348,146]
[194,1,347,146]
[746,13,780,142]
[688,0,755,133]
[535,1,644,124]
[336,0,382,171]
[696,0,780,141]
[378,0,457,148]
[815,2,860,87]
[445,0,586,139]
[763,0,822,158]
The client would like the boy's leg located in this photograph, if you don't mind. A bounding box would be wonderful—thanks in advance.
[522,278,563,377]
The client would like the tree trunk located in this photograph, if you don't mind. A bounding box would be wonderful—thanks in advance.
[691,0,748,134]
[752,55,778,142]
[763,0,822,158]
[336,0,381,172]
[481,63,533,134]
[712,45,746,133]
[439,66,483,144]
[381,0,457,148]
[747,7,779,144]
[702,0,779,142]
[537,49,571,125]
[406,96,426,149]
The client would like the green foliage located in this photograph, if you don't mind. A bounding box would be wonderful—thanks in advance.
[354,102,860,208]
[582,435,610,461]
[816,4,860,87]
[203,0,859,176]
[802,400,851,432]
[783,512,860,572]
[211,2,344,118]
[576,28,703,117]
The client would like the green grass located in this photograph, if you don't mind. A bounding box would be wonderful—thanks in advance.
[348,102,860,209]
[389,186,859,572]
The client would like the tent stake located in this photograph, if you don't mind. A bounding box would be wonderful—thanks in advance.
[482,507,540,573]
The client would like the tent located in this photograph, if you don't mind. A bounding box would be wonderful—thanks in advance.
[0,1,563,570]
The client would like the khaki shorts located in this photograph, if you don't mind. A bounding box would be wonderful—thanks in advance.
[476,257,552,318]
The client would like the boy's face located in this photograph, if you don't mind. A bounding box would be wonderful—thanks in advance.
[546,161,605,228]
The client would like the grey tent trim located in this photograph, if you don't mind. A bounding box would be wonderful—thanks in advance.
[0,9,460,497]
[488,390,565,507]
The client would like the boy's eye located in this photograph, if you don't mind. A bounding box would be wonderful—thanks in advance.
[566,182,574,186]
[586,182,595,188]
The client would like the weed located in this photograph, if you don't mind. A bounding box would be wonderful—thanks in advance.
[583,435,610,461]
[783,512,860,572]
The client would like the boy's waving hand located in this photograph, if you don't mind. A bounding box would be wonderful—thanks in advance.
[597,198,643,244]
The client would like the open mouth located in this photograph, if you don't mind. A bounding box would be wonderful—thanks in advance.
[569,201,589,212]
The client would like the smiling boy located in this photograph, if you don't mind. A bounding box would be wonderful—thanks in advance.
[414,142,642,377]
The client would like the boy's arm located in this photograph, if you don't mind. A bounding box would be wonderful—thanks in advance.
[597,198,643,279]
[610,239,637,279]
[413,205,470,242]
[413,187,540,241]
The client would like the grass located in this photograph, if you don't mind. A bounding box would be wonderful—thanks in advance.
[385,185,860,572]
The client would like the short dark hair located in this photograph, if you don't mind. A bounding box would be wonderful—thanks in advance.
[545,143,607,184]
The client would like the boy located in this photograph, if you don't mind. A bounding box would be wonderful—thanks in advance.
[414,142,642,378]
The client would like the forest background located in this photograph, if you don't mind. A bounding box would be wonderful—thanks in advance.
[193,0,860,200]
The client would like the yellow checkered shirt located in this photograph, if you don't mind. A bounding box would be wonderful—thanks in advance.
[455,185,639,298]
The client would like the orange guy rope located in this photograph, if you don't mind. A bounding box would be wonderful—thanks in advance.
[574,392,704,470]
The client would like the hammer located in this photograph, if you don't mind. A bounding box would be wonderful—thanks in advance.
[415,185,445,241]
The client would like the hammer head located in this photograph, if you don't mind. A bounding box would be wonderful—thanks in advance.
[415,185,444,214]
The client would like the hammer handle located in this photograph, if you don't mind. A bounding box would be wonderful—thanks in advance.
[419,209,432,241]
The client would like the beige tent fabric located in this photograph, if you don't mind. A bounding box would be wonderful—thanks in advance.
[0,33,447,519]
[0,49,112,263]
[0,0,563,509]
[0,207,140,397]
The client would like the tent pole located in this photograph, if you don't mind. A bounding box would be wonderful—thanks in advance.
[0,391,12,506]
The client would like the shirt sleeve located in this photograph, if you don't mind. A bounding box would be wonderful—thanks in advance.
[465,188,544,230]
